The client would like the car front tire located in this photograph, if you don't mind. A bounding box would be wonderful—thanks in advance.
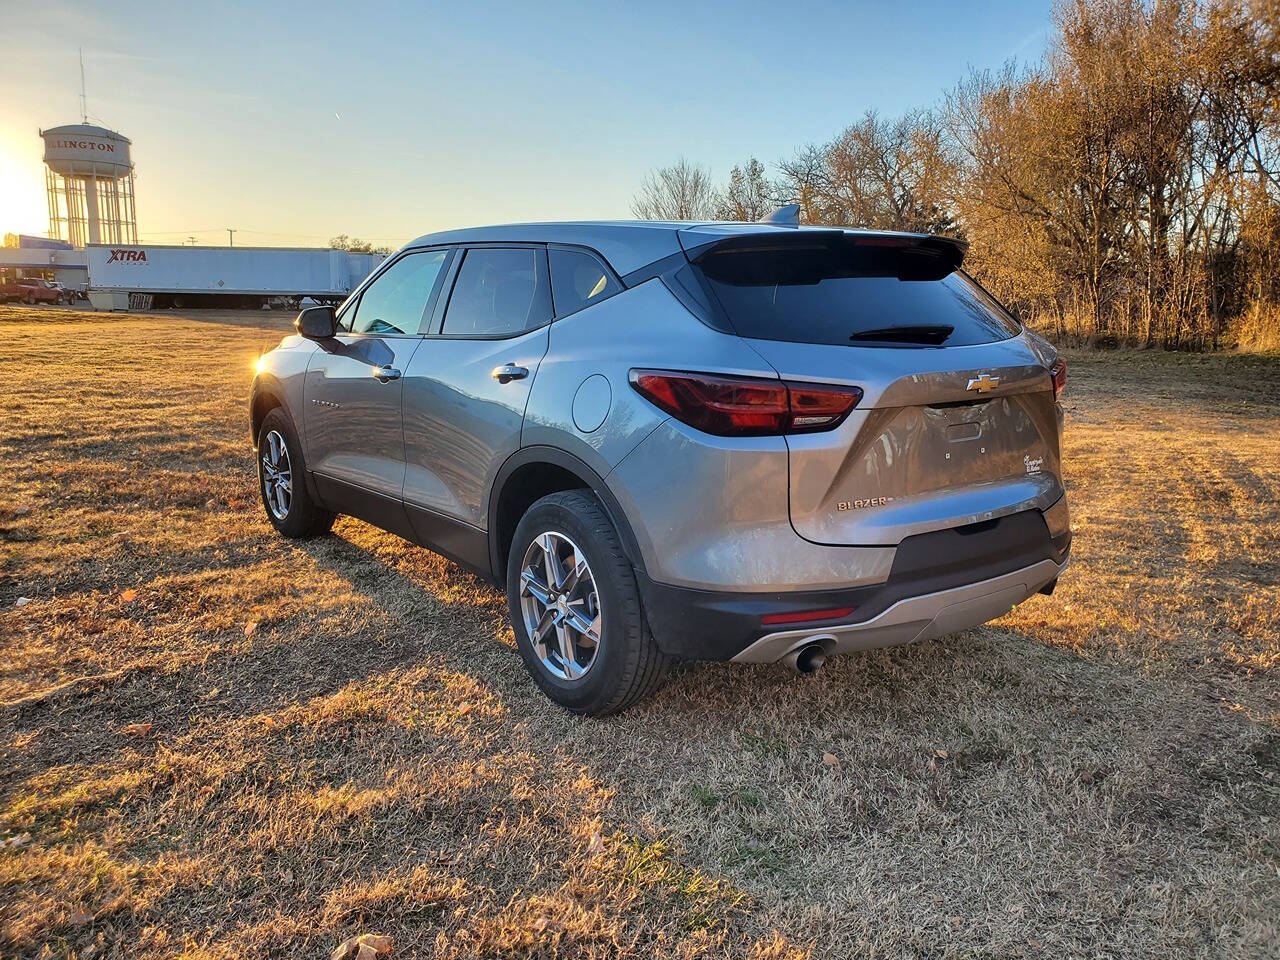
[256,407,335,539]
[506,490,669,716]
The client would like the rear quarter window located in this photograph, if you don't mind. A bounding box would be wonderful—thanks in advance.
[549,248,621,317]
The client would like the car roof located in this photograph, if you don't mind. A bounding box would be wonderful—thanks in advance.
[404,220,916,278]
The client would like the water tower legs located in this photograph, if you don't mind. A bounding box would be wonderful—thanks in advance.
[85,171,101,246]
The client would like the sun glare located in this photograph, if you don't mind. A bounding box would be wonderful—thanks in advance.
[0,132,50,237]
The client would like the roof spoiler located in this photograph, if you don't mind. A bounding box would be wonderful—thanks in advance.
[846,232,969,276]
[680,230,967,284]
[686,231,962,276]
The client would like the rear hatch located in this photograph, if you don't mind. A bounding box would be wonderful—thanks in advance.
[680,228,1063,546]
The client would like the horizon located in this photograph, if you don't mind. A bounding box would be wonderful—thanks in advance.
[0,0,1053,248]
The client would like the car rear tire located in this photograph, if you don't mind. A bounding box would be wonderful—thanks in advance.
[506,490,669,716]
[256,407,335,539]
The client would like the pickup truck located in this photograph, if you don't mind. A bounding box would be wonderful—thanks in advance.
[0,278,68,304]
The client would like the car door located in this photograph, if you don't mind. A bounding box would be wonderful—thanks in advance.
[304,247,453,537]
[401,245,552,564]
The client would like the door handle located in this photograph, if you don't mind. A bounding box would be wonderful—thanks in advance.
[371,365,401,382]
[491,362,529,384]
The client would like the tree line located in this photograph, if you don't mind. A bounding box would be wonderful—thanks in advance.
[329,235,392,255]
[632,0,1280,350]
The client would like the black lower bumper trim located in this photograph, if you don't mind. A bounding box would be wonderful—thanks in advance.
[636,573,886,662]
[636,509,1069,661]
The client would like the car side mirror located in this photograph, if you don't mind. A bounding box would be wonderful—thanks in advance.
[295,305,337,339]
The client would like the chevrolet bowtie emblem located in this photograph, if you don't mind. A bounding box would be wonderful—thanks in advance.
[966,374,1000,393]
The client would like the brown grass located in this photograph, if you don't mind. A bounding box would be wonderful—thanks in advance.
[1232,303,1280,354]
[1,304,1277,959]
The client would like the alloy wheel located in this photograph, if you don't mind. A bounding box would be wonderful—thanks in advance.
[260,429,292,520]
[519,531,602,681]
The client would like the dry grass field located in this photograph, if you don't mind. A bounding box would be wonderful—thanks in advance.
[1,304,1277,959]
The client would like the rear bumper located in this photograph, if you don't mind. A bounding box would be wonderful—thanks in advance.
[635,507,1070,662]
[731,556,1066,663]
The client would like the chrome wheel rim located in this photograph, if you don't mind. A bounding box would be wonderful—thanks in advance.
[260,429,292,521]
[519,531,602,681]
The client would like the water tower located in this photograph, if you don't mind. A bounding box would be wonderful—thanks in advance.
[41,124,137,248]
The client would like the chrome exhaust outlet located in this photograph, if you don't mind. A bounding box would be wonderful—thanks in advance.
[782,637,832,674]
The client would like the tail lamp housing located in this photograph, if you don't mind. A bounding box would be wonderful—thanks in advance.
[1050,358,1067,401]
[628,369,862,437]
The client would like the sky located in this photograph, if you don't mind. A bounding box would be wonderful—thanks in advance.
[0,0,1054,248]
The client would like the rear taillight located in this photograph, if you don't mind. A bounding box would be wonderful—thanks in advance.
[629,370,861,437]
[1050,359,1067,401]
[788,382,861,430]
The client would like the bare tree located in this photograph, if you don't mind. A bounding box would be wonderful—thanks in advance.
[718,158,777,221]
[779,110,956,234]
[631,159,722,220]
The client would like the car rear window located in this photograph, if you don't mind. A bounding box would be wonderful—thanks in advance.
[691,238,1020,348]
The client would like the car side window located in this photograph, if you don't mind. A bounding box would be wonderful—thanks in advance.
[345,250,449,335]
[549,248,621,317]
[441,247,551,338]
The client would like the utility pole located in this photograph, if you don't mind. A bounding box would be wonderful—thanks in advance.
[227,228,236,247]
[188,236,197,246]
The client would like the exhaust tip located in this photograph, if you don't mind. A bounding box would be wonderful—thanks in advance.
[796,644,826,673]
[782,637,833,674]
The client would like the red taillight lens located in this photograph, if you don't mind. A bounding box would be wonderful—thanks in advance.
[1050,358,1067,401]
[787,382,860,430]
[760,606,856,626]
[629,370,861,437]
[630,370,789,435]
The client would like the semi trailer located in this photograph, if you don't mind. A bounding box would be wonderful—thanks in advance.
[85,244,385,310]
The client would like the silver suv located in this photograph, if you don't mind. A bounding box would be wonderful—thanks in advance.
[251,215,1070,715]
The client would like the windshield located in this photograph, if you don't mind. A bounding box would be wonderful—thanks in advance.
[692,240,1020,348]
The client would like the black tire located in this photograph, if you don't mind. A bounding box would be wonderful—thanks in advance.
[256,407,335,538]
[24,294,35,305]
[506,490,668,716]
